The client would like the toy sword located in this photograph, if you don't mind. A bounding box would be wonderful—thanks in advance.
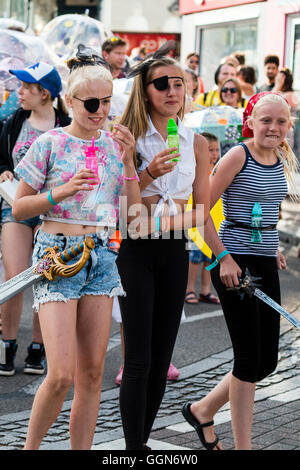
[228,268,300,330]
[0,237,95,305]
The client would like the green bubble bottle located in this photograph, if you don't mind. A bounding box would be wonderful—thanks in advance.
[167,118,180,162]
[251,202,263,243]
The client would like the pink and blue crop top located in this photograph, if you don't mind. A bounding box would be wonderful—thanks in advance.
[15,127,124,227]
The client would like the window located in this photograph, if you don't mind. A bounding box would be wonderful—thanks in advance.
[197,20,257,90]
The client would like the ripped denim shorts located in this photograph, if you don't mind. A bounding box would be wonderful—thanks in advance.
[32,229,125,311]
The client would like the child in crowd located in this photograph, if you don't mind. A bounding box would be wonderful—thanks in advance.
[182,92,299,450]
[185,132,220,305]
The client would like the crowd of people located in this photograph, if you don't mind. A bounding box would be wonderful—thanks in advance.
[0,32,299,451]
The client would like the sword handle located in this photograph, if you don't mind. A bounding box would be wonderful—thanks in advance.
[35,237,95,281]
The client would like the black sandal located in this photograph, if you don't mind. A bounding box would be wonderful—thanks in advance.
[181,403,221,450]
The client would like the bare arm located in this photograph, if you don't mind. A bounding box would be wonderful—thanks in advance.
[204,146,246,287]
[12,169,98,221]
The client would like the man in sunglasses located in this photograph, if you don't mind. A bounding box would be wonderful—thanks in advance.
[102,37,128,79]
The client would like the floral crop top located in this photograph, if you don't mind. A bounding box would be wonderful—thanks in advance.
[15,128,124,227]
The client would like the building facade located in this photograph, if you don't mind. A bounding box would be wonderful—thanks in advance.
[179,0,300,91]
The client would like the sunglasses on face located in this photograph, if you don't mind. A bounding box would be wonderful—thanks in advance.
[189,60,199,64]
[146,75,183,91]
[73,95,112,113]
[221,87,238,94]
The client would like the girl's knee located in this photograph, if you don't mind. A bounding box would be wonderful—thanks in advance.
[46,372,74,394]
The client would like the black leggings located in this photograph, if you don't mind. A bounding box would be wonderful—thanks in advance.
[117,234,189,450]
[211,254,281,383]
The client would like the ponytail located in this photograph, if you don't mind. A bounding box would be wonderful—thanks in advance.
[56,94,69,117]
[276,140,300,200]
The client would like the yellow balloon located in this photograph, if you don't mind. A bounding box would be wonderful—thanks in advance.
[186,195,224,258]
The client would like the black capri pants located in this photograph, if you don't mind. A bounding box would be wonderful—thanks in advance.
[211,253,281,383]
[117,232,189,450]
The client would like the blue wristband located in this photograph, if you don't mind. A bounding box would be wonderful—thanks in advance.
[47,190,57,206]
[205,249,229,271]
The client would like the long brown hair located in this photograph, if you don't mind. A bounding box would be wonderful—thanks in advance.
[119,57,186,145]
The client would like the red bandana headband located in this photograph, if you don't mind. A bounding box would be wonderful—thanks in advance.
[242,91,288,137]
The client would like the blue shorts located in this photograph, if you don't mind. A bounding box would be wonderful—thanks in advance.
[189,246,211,264]
[1,207,41,229]
[32,229,125,311]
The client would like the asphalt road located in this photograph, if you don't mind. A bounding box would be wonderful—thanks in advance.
[0,241,299,417]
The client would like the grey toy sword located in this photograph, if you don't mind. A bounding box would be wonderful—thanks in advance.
[228,268,300,331]
[0,237,95,305]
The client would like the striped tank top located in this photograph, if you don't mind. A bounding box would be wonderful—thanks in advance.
[218,143,288,257]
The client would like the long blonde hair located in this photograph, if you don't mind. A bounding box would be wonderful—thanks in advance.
[119,57,186,145]
[250,93,299,198]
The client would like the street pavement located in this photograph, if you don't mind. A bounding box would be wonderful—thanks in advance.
[0,197,299,452]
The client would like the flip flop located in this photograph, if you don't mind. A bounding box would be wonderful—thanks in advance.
[181,403,221,450]
[199,293,220,304]
[185,291,199,304]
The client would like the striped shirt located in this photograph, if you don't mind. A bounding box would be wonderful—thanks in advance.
[218,143,288,257]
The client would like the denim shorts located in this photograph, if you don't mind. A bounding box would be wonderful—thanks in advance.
[1,207,41,229]
[32,229,125,311]
[189,244,211,264]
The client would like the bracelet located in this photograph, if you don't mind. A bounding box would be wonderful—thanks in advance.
[47,190,58,206]
[123,174,140,182]
[146,166,156,180]
[205,249,229,271]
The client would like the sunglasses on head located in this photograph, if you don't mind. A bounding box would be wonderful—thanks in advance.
[221,87,238,94]
[146,75,183,91]
[73,95,112,113]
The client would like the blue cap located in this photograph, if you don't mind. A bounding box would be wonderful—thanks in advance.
[9,62,62,98]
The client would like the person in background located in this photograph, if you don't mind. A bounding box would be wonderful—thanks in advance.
[0,62,70,377]
[274,67,298,149]
[195,63,236,107]
[101,36,128,79]
[184,68,199,113]
[185,52,204,94]
[219,78,247,109]
[257,55,279,92]
[185,132,220,305]
[273,67,298,114]
[237,65,257,100]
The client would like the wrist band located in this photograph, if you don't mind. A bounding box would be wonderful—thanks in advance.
[47,190,57,206]
[123,174,140,182]
[205,250,229,271]
[146,167,156,179]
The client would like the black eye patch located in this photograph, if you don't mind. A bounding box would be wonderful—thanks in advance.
[146,75,183,91]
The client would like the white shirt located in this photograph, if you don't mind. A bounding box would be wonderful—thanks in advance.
[136,115,196,217]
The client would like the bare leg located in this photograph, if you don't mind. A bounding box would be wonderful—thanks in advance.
[199,263,212,296]
[69,295,112,449]
[230,375,255,450]
[190,371,231,449]
[24,300,78,450]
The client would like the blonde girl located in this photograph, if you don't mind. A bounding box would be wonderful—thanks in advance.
[182,92,299,450]
[12,52,140,450]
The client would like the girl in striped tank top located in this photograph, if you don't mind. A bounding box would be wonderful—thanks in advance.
[181,92,299,450]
